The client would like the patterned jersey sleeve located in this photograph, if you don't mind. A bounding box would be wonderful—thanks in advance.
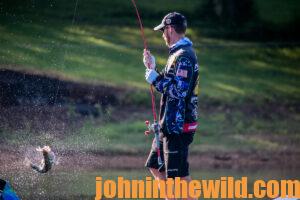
[153,56,194,99]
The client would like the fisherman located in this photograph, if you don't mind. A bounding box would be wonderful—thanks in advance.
[0,179,20,200]
[143,12,199,199]
[29,146,55,173]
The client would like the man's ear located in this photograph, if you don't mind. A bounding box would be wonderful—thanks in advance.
[167,26,172,36]
[170,26,175,35]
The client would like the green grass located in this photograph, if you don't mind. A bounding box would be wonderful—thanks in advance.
[1,21,299,102]
[1,2,299,200]
[0,0,299,154]
[1,0,300,102]
[2,106,299,154]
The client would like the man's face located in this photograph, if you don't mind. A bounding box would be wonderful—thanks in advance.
[162,25,172,47]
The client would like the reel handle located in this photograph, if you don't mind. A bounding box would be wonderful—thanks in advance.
[144,120,152,135]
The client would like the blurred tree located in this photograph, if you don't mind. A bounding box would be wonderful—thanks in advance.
[0,0,55,12]
[197,0,254,27]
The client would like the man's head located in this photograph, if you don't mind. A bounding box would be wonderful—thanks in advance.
[154,12,187,47]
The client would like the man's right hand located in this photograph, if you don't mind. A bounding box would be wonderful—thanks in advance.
[145,68,159,84]
[143,49,156,69]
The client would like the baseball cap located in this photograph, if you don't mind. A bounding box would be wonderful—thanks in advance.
[154,12,187,31]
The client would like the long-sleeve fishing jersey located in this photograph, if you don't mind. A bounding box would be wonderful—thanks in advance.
[152,37,199,135]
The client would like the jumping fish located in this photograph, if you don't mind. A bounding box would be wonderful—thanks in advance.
[30,146,55,173]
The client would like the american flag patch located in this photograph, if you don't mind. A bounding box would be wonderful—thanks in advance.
[176,69,188,78]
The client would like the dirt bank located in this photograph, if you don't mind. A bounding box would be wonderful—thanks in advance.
[1,68,299,172]
[1,147,299,172]
[0,68,124,109]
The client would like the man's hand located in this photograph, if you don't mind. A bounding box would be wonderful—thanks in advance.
[143,49,156,69]
[145,69,159,84]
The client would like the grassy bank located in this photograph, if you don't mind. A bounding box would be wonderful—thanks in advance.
[1,0,300,103]
[1,104,299,154]
[0,0,299,155]
[1,22,299,102]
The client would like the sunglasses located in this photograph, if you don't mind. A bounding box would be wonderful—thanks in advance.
[161,25,173,32]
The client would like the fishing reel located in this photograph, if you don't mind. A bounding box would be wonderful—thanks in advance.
[144,120,163,166]
[144,120,160,136]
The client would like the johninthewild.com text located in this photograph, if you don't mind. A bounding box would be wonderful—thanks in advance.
[94,176,299,199]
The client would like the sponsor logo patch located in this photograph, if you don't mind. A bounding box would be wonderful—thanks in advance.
[176,69,188,78]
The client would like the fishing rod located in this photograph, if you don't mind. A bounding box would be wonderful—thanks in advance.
[131,0,163,166]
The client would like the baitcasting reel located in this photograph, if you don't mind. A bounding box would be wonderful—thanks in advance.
[144,120,163,166]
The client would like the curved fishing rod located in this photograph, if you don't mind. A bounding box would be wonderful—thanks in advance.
[131,0,157,122]
[131,0,162,166]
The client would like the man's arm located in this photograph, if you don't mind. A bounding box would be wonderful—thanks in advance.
[153,56,194,99]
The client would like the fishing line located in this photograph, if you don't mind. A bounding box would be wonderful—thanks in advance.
[53,0,79,104]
